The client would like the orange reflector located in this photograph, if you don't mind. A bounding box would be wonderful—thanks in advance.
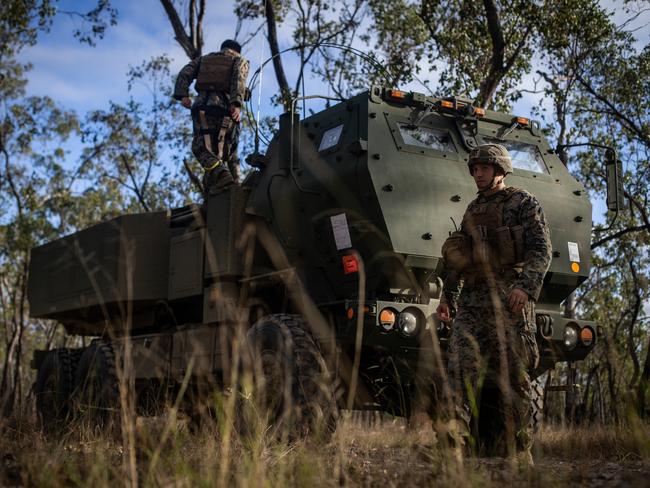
[516,116,529,125]
[347,308,354,320]
[389,89,406,99]
[571,262,580,273]
[440,100,454,109]
[580,327,594,346]
[379,308,396,329]
[475,107,486,117]
[342,254,359,274]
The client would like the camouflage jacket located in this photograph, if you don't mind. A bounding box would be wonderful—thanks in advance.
[173,48,250,110]
[441,186,552,308]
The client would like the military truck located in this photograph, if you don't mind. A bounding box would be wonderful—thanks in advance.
[29,86,622,433]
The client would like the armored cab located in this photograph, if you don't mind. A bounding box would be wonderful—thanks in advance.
[29,86,621,433]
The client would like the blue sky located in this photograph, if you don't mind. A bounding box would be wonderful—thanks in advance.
[24,1,226,112]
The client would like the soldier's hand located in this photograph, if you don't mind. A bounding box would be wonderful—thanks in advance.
[507,288,529,314]
[436,303,452,323]
[229,105,241,122]
[181,97,192,109]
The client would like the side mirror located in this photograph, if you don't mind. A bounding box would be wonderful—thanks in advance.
[605,149,624,212]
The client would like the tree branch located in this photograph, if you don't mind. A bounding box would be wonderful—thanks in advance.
[159,0,200,59]
[476,0,505,107]
[119,155,150,211]
[591,224,650,249]
[196,0,205,55]
[265,0,293,110]
[627,260,642,388]
[576,74,650,146]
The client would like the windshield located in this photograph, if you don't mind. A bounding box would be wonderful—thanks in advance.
[397,123,457,153]
[484,138,548,174]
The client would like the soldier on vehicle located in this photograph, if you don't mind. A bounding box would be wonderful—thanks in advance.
[437,143,552,465]
[174,39,250,196]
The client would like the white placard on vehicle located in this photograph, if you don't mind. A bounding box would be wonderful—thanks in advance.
[331,213,352,250]
[568,241,580,262]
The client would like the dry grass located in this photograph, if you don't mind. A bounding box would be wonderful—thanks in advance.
[537,421,650,461]
[1,411,649,487]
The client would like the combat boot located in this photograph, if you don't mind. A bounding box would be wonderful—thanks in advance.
[203,166,234,197]
[212,169,234,191]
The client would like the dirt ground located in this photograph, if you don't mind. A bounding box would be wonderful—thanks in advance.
[1,416,648,487]
[339,446,650,487]
[332,418,650,487]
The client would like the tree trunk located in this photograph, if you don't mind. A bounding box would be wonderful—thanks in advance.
[264,0,293,111]
[638,333,650,417]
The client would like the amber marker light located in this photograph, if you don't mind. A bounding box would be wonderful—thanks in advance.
[379,308,396,331]
[389,89,407,99]
[516,116,530,125]
[440,100,454,109]
[347,308,354,320]
[474,107,486,117]
[571,262,580,273]
[580,326,594,347]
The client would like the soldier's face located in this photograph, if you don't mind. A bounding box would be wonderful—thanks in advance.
[471,163,498,190]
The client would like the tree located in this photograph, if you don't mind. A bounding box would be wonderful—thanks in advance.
[0,0,117,417]
[235,0,367,111]
[80,55,196,213]
[0,96,80,415]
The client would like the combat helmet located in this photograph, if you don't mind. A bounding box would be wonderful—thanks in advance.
[467,143,513,176]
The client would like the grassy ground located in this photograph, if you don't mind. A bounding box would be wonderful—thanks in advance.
[1,412,648,487]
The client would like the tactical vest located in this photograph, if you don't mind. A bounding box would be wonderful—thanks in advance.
[442,187,525,272]
[195,52,236,92]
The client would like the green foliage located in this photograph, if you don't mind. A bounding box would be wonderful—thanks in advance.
[80,54,196,213]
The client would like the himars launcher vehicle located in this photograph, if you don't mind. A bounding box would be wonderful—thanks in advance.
[28,86,623,432]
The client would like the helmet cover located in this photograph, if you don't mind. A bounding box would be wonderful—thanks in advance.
[468,143,513,175]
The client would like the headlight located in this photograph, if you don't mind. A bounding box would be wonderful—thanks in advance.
[563,324,579,349]
[397,308,420,336]
[379,308,397,331]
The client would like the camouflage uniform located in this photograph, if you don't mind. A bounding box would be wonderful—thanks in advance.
[173,47,250,191]
[441,186,551,454]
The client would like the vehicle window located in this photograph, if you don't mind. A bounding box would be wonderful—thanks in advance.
[397,123,457,153]
[318,124,344,151]
[484,138,548,174]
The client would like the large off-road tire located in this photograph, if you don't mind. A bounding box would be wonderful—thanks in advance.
[73,341,120,429]
[239,314,338,440]
[530,377,544,433]
[35,348,79,432]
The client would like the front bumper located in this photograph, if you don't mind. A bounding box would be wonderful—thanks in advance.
[535,309,598,369]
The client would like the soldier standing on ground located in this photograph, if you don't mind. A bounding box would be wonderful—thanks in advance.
[436,143,552,465]
[174,39,250,196]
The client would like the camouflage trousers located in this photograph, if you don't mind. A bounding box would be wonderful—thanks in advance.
[447,300,539,454]
[191,108,241,185]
